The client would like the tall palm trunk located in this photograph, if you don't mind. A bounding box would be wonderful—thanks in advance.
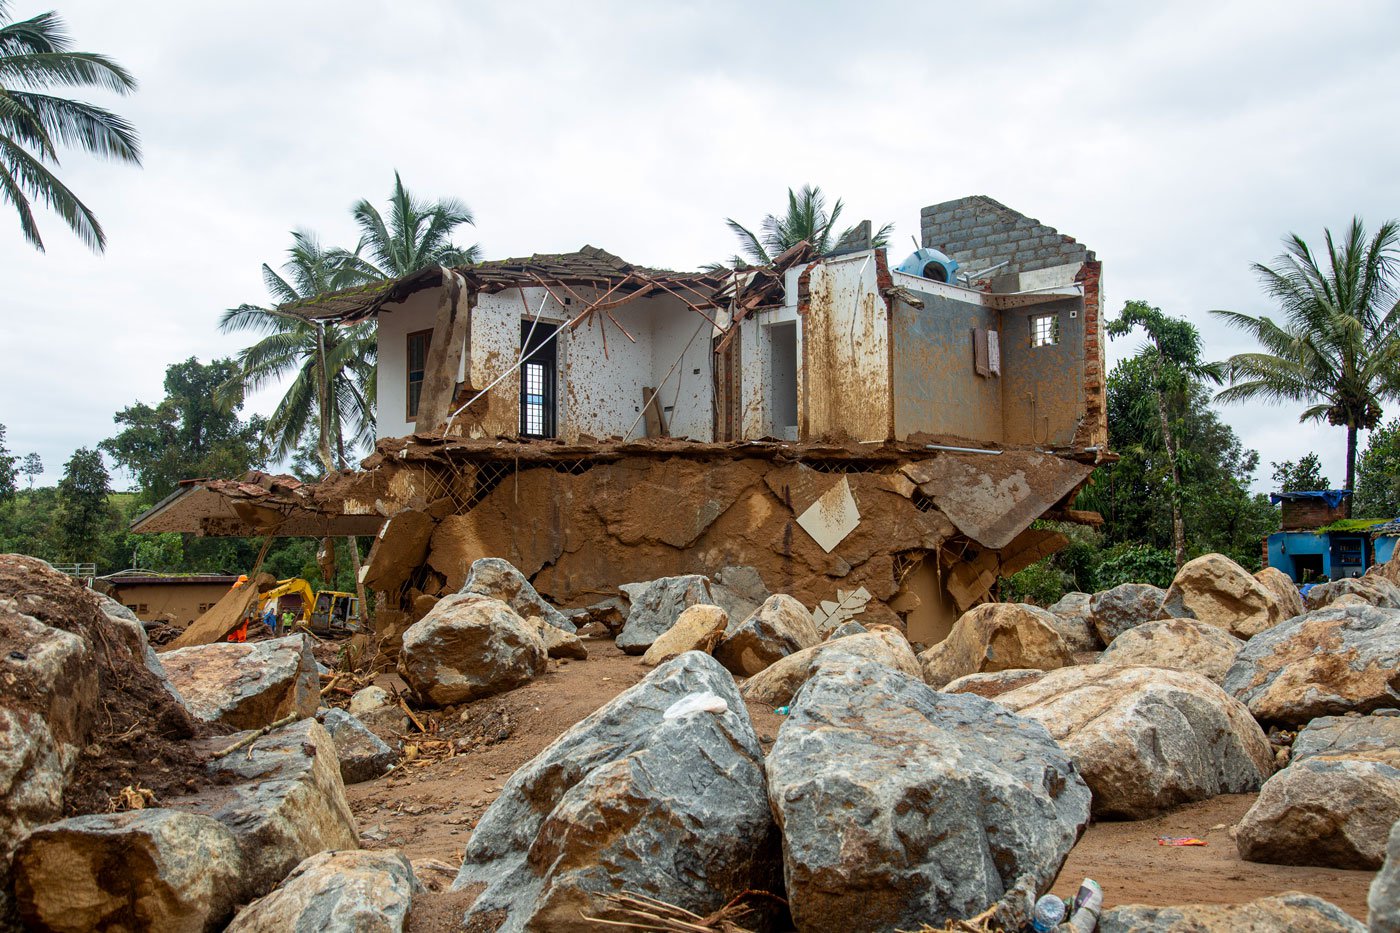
[314,324,336,586]
[1152,367,1187,569]
[335,424,369,615]
[1346,421,1358,497]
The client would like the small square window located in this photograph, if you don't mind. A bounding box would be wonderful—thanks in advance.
[1030,313,1060,347]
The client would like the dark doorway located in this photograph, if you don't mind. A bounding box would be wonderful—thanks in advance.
[520,319,557,438]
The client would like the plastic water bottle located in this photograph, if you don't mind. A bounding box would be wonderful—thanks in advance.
[1031,894,1066,931]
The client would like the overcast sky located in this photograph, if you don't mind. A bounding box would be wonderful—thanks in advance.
[3,0,1398,490]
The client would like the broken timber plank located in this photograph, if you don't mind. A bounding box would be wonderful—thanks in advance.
[415,270,474,433]
[159,572,274,652]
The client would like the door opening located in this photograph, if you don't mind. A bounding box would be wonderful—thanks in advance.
[520,319,557,438]
[769,322,798,440]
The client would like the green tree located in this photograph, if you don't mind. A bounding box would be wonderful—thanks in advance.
[336,171,479,279]
[0,424,15,501]
[1213,218,1400,490]
[1270,453,1330,492]
[219,230,377,467]
[20,450,40,489]
[0,1,140,251]
[1104,300,1225,568]
[101,357,268,503]
[56,446,109,560]
[724,184,893,266]
[1354,419,1400,518]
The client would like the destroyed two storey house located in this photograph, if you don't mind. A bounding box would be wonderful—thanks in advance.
[134,195,1109,647]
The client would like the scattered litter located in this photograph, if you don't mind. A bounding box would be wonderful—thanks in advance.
[663,692,729,720]
[774,706,790,716]
[109,784,156,812]
[1155,836,1207,846]
[1065,878,1102,932]
[1031,893,1065,931]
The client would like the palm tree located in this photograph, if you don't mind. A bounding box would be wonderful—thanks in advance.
[1212,218,1400,491]
[724,185,893,266]
[0,1,140,251]
[1106,300,1225,569]
[219,230,375,595]
[336,171,480,279]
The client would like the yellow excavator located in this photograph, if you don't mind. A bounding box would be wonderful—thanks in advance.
[254,578,361,636]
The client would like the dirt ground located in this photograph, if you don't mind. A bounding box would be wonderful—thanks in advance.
[344,638,1377,929]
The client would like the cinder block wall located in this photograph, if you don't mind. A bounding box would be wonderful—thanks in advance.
[919,195,1092,276]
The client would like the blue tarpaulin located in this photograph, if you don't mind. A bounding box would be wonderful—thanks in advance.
[1270,489,1353,508]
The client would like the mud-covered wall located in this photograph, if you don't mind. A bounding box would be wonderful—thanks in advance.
[999,296,1086,447]
[560,299,652,440]
[648,295,715,441]
[800,251,892,442]
[890,291,1003,443]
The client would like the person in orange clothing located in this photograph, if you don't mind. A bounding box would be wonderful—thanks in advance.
[225,575,251,642]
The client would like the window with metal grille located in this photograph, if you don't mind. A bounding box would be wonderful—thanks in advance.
[1030,313,1060,347]
[406,329,431,419]
[520,319,557,438]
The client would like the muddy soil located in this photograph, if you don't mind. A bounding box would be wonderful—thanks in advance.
[344,638,1377,929]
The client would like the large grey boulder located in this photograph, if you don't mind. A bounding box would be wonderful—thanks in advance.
[709,564,770,627]
[461,557,575,632]
[918,602,1072,689]
[453,652,778,932]
[161,634,319,729]
[1162,552,1294,638]
[741,629,922,707]
[1223,604,1400,725]
[1045,591,1101,651]
[316,708,396,784]
[397,594,547,707]
[1293,710,1400,763]
[1098,617,1244,685]
[226,849,418,933]
[1372,820,1400,933]
[1089,583,1167,644]
[994,665,1274,819]
[170,718,359,897]
[713,594,821,676]
[1310,575,1400,610]
[14,808,245,933]
[1236,716,1400,871]
[767,659,1090,932]
[1098,892,1364,932]
[615,574,714,655]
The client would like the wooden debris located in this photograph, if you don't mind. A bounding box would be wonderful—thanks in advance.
[581,889,783,932]
[210,712,297,759]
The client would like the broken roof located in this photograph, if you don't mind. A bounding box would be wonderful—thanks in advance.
[131,472,386,538]
[287,246,726,324]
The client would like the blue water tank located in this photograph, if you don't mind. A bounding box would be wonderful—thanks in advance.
[896,248,959,284]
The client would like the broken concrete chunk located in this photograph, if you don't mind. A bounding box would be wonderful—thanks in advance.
[524,614,588,660]
[1222,604,1400,725]
[462,557,576,633]
[714,594,821,676]
[795,475,860,553]
[160,634,319,730]
[1098,618,1244,685]
[454,652,779,931]
[225,849,418,933]
[993,665,1273,819]
[918,602,1072,689]
[170,718,359,899]
[1097,892,1364,933]
[1089,583,1168,644]
[768,659,1090,931]
[316,708,396,784]
[398,594,547,706]
[640,604,728,667]
[14,808,245,933]
[741,630,921,707]
[615,574,714,655]
[811,586,872,634]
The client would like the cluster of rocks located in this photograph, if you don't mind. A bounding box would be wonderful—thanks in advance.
[5,544,1400,931]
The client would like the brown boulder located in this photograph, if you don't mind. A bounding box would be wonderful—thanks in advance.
[1098,618,1244,685]
[1163,553,1292,638]
[160,635,320,730]
[918,603,1072,689]
[397,594,547,707]
[714,595,821,676]
[941,668,1048,699]
[1255,566,1306,621]
[641,605,728,667]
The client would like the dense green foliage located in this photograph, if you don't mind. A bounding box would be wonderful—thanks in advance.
[0,425,15,502]
[0,1,141,251]
[1354,418,1400,518]
[1270,453,1331,492]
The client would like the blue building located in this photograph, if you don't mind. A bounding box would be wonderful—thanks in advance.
[1265,490,1398,584]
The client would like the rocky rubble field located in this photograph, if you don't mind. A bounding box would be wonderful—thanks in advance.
[2,551,1399,931]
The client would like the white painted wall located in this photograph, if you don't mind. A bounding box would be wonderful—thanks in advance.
[374,284,717,442]
[737,301,803,441]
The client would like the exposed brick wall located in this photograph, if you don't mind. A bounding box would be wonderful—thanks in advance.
[1073,261,1108,448]
[1281,499,1350,531]
[920,195,1094,276]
